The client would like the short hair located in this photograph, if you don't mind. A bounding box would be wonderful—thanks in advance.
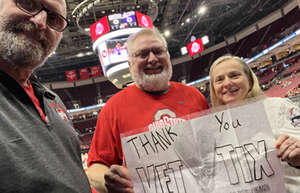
[127,27,167,62]
[209,55,263,107]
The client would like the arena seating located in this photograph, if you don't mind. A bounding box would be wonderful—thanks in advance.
[265,73,300,97]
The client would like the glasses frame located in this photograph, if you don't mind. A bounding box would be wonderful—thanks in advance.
[131,46,168,60]
[14,0,69,32]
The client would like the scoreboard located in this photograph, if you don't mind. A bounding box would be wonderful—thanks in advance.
[90,11,153,88]
[108,11,137,31]
[90,11,153,41]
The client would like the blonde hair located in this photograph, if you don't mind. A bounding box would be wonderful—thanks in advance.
[209,55,263,107]
[127,27,168,62]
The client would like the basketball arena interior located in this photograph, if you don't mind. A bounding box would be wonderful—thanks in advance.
[33,0,300,169]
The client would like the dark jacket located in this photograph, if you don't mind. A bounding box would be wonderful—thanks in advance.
[0,70,91,193]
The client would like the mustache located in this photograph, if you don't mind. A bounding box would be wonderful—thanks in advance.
[4,18,49,50]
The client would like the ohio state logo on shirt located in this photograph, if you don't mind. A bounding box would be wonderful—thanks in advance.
[148,109,185,130]
[289,107,300,127]
[49,102,70,121]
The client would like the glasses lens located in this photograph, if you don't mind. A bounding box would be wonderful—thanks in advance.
[47,13,67,32]
[152,47,165,56]
[139,49,151,59]
[134,47,167,59]
[16,0,41,14]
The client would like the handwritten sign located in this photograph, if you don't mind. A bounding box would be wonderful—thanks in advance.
[121,99,286,193]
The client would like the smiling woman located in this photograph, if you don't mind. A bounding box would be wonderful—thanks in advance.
[209,55,263,107]
[209,55,300,193]
[210,59,251,105]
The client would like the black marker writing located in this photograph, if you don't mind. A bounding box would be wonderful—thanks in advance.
[136,160,186,193]
[216,140,274,185]
[215,112,242,133]
[126,126,178,159]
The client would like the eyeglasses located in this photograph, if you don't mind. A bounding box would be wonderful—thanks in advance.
[14,0,69,32]
[131,47,168,59]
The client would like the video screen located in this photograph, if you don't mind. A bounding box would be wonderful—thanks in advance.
[106,38,129,64]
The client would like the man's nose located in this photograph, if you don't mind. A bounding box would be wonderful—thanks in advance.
[29,10,48,30]
[147,51,159,64]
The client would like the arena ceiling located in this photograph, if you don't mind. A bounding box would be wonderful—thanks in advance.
[36,0,293,82]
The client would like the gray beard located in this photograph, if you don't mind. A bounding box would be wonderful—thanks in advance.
[0,17,54,69]
[131,66,172,92]
[0,31,45,68]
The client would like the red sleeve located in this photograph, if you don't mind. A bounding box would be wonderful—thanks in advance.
[87,102,122,167]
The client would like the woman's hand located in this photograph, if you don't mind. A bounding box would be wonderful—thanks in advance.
[275,134,300,167]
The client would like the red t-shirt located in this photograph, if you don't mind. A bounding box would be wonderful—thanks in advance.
[88,82,209,167]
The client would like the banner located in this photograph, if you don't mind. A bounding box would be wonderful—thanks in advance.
[187,38,204,56]
[136,11,153,29]
[90,66,102,78]
[79,68,89,80]
[121,99,286,193]
[65,70,77,82]
[90,16,110,41]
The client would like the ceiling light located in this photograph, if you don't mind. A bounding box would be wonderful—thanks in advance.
[198,6,207,15]
[84,28,90,32]
[76,53,85,57]
[112,79,118,84]
[87,3,93,9]
[164,30,170,37]
[181,22,184,26]
[190,35,196,42]
[186,18,190,23]
[122,73,131,78]
[86,51,93,56]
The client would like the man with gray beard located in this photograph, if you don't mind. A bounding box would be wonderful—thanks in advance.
[86,28,209,193]
[0,0,91,192]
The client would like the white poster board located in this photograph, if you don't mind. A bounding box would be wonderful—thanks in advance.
[121,99,286,193]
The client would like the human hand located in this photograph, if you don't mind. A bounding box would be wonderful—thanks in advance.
[104,165,134,193]
[275,134,300,167]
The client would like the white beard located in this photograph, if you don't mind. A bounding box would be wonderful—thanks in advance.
[131,65,172,91]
